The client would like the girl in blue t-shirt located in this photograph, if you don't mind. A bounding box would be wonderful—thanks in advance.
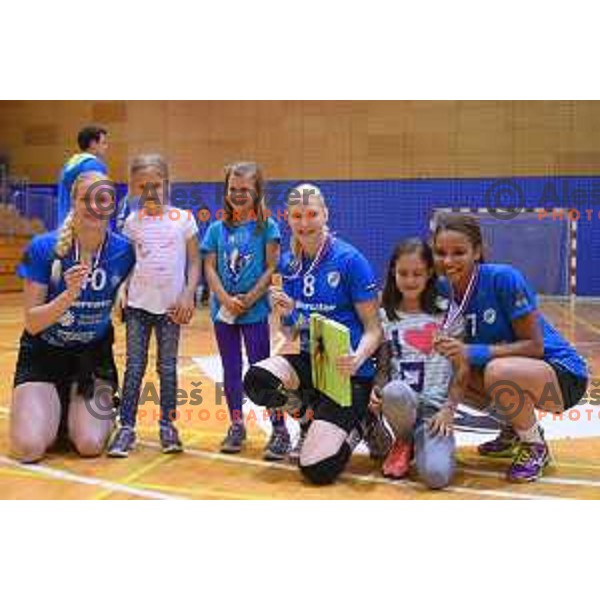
[11,171,135,463]
[201,162,283,459]
[432,212,589,483]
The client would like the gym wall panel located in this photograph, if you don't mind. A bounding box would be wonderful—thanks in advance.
[23,124,59,146]
[3,100,600,181]
[92,101,128,124]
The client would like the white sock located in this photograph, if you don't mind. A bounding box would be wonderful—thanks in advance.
[515,422,543,444]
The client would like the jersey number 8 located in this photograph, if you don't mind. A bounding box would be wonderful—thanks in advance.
[303,274,316,298]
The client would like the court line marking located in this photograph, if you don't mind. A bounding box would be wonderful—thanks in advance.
[92,428,206,500]
[92,452,179,501]
[0,407,591,500]
[139,441,567,501]
[460,467,600,489]
[189,357,600,492]
[0,455,186,500]
[0,409,267,500]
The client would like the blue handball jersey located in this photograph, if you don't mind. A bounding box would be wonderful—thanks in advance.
[17,230,135,348]
[281,237,379,379]
[57,153,108,225]
[439,263,588,380]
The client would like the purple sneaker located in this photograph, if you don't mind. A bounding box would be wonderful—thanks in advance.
[220,422,246,454]
[507,442,550,482]
[478,425,520,458]
[107,426,136,458]
[160,423,183,454]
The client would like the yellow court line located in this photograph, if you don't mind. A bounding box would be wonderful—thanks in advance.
[91,454,176,500]
[0,461,266,500]
[0,407,598,499]
[0,466,51,481]
[0,456,185,500]
[137,481,269,500]
[92,429,206,500]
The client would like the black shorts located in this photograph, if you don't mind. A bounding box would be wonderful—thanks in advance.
[13,327,119,402]
[282,352,372,433]
[13,327,118,450]
[551,365,588,411]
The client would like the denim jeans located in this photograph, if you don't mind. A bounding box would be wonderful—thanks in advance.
[119,307,180,429]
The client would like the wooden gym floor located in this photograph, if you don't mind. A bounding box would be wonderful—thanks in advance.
[1,293,599,500]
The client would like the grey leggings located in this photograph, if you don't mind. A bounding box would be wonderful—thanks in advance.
[381,379,455,490]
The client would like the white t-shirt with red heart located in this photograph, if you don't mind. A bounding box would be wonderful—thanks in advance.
[380,309,456,406]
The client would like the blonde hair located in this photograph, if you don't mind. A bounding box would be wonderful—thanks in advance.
[130,153,169,179]
[286,183,329,263]
[51,171,111,283]
[128,154,169,213]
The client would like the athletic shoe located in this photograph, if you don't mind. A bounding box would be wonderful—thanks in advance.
[288,424,309,464]
[160,423,183,454]
[478,424,520,458]
[507,441,550,482]
[220,422,246,454]
[107,426,136,458]
[264,425,291,461]
[364,411,393,460]
[382,439,413,479]
[346,422,364,453]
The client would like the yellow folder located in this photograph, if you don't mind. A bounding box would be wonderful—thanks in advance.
[310,314,352,407]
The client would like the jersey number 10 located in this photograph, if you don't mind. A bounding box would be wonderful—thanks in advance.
[81,268,107,292]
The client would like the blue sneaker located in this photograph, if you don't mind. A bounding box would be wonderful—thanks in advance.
[160,423,183,454]
[264,425,291,461]
[107,426,136,458]
[220,422,246,454]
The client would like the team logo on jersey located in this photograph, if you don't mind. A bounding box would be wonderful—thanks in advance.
[327,271,341,288]
[435,296,449,311]
[483,308,497,324]
[515,292,529,309]
[58,310,75,327]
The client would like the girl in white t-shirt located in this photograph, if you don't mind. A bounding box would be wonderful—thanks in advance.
[107,154,200,457]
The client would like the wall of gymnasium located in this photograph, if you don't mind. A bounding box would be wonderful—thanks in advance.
[1,100,600,295]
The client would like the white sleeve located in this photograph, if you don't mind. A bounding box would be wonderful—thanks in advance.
[182,210,199,240]
[123,212,137,241]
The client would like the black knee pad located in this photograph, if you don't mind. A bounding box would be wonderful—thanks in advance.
[299,443,351,485]
[243,366,288,408]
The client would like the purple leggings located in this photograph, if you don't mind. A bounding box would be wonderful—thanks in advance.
[214,321,282,426]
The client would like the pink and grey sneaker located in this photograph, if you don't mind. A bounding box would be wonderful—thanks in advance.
[507,441,550,482]
[478,425,520,458]
[382,439,413,480]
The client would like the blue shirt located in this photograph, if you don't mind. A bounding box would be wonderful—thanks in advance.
[439,263,588,380]
[57,153,108,225]
[18,230,135,347]
[281,237,378,379]
[201,218,281,324]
